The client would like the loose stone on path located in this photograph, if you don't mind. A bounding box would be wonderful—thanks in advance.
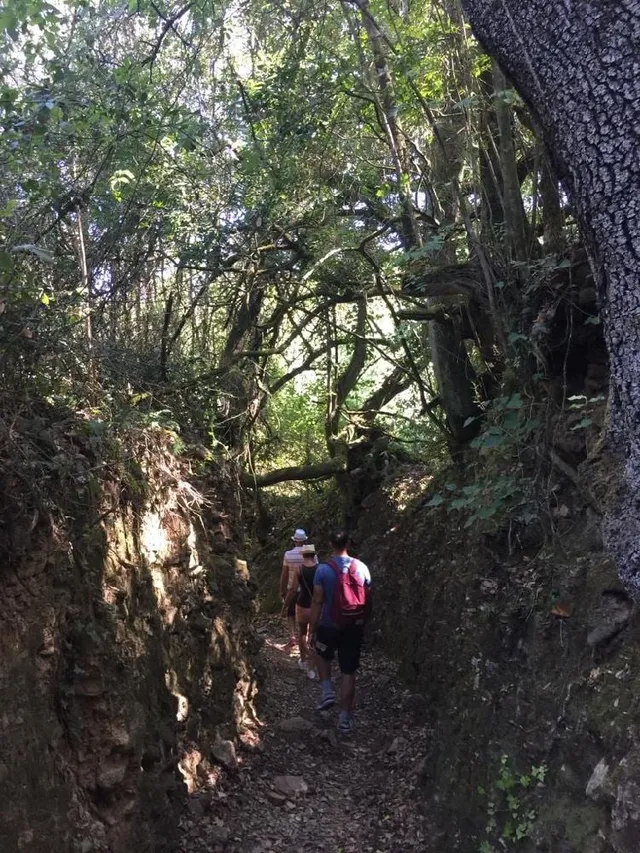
[178,616,434,852]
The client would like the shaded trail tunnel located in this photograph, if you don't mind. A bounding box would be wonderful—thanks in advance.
[178,617,435,853]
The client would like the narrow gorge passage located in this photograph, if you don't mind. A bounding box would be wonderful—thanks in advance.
[178,617,434,853]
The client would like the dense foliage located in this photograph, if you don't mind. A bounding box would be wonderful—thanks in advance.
[0,0,579,488]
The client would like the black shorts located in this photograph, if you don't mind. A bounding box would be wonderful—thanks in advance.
[315,623,365,675]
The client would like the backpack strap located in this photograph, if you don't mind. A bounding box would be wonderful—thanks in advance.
[299,564,313,598]
[325,557,336,575]
[327,557,355,575]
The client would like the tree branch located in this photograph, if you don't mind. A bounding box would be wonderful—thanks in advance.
[242,458,346,488]
[142,4,192,70]
[397,307,449,322]
[269,338,349,396]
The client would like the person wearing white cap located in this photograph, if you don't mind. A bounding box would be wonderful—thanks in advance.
[279,528,307,651]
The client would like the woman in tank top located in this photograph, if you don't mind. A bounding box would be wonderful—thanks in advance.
[295,544,319,679]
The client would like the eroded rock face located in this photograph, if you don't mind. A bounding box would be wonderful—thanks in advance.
[211,739,238,771]
[586,759,613,804]
[355,459,640,853]
[0,422,258,853]
[610,753,640,853]
[612,780,640,853]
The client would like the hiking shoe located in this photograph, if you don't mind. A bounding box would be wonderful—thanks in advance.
[317,694,336,711]
[337,717,353,736]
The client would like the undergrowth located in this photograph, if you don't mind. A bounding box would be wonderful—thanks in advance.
[478,755,548,851]
[425,391,543,531]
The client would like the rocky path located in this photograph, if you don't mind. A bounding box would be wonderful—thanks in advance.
[179,618,434,852]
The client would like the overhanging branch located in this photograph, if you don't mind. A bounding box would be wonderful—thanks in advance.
[242,457,346,488]
[397,307,448,322]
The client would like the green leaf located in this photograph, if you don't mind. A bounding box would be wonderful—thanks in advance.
[40,291,50,305]
[502,820,515,840]
[449,497,469,510]
[476,505,498,519]
[505,393,524,409]
[426,493,444,507]
[109,169,136,197]
[131,392,150,405]
[0,199,18,218]
[477,432,505,449]
[570,417,592,431]
[502,411,521,430]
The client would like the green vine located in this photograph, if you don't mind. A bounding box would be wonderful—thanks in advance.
[478,755,547,851]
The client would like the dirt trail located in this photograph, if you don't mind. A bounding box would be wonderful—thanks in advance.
[178,618,434,852]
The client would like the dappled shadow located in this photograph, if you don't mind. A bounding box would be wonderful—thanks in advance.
[176,616,434,852]
[0,401,259,853]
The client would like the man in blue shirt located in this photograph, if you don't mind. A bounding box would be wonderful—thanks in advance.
[309,530,372,735]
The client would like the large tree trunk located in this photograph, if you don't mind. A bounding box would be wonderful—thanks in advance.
[461,0,640,586]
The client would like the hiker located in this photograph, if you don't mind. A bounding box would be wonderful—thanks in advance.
[309,531,372,735]
[279,528,307,650]
[282,543,319,678]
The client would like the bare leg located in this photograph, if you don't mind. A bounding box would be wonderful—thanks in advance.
[287,614,296,644]
[296,620,308,663]
[306,637,319,676]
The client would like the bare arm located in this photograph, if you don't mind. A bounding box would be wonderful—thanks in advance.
[279,558,289,599]
[282,566,300,612]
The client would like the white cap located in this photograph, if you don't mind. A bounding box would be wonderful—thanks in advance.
[292,528,307,542]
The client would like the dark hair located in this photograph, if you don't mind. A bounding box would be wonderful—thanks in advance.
[330,530,349,550]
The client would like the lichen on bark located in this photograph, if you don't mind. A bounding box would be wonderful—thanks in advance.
[461,0,640,586]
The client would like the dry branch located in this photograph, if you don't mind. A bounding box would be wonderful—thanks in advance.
[242,458,346,488]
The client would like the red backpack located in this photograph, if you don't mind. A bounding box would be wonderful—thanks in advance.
[327,558,367,627]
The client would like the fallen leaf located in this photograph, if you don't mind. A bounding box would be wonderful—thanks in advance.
[551,601,574,618]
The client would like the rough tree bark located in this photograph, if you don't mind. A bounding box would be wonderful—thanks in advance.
[461,0,640,586]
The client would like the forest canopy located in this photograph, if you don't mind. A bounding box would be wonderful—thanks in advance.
[0,0,582,486]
